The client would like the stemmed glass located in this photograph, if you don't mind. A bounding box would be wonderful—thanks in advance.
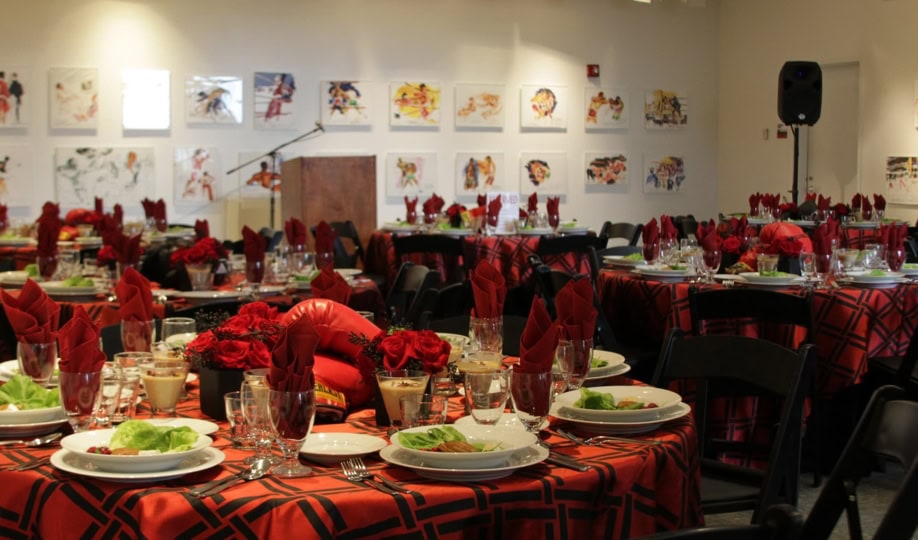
[814,252,833,289]
[553,341,574,395]
[245,258,265,296]
[509,367,553,433]
[799,252,817,288]
[241,380,280,466]
[267,388,316,478]
[59,370,102,432]
[161,317,196,347]
[702,248,722,283]
[565,339,594,391]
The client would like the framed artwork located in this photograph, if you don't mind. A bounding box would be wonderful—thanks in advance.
[238,151,284,199]
[644,89,688,129]
[914,82,918,130]
[386,153,437,196]
[584,152,628,186]
[254,72,297,130]
[584,87,628,130]
[390,82,440,127]
[0,147,31,206]
[644,155,686,193]
[49,67,98,129]
[886,156,918,204]
[520,85,567,129]
[174,147,221,206]
[0,69,28,128]
[519,152,568,195]
[122,69,170,130]
[321,81,371,126]
[455,152,505,198]
[454,83,505,128]
[185,75,243,124]
[54,147,155,207]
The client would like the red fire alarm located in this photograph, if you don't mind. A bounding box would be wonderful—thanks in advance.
[587,64,600,78]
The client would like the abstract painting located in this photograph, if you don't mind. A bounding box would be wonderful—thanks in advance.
[644,89,688,129]
[519,152,568,195]
[238,151,284,199]
[520,85,567,129]
[585,87,628,130]
[185,75,243,124]
[386,153,437,196]
[254,72,297,130]
[174,147,221,205]
[122,69,170,130]
[49,67,98,129]
[644,155,686,193]
[585,152,628,186]
[321,81,371,126]
[0,147,31,206]
[455,83,505,128]
[390,82,440,126]
[886,156,918,204]
[0,69,27,128]
[455,152,505,198]
[54,147,155,207]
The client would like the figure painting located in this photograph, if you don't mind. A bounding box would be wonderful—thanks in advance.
[0,147,31,206]
[644,155,686,193]
[122,69,170,130]
[645,89,688,129]
[584,88,628,130]
[520,85,567,129]
[50,67,98,129]
[321,81,371,126]
[386,153,437,196]
[254,72,297,130]
[174,147,221,205]
[519,152,568,195]
[239,151,284,199]
[585,152,628,186]
[455,152,505,198]
[390,82,440,126]
[455,83,505,128]
[886,156,918,204]
[186,75,243,124]
[54,147,155,207]
[0,69,27,128]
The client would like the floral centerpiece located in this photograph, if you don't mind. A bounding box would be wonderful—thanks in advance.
[170,237,227,290]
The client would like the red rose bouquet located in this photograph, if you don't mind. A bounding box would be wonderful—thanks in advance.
[445,203,467,228]
[185,302,282,370]
[170,237,227,267]
[352,328,451,375]
[764,236,804,257]
[96,245,117,266]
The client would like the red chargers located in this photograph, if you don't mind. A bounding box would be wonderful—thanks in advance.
[587,64,600,78]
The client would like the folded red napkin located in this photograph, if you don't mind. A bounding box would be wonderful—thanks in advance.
[194,219,210,240]
[660,214,678,241]
[874,194,887,211]
[851,193,862,210]
[422,195,439,217]
[477,194,487,208]
[817,194,831,211]
[695,219,715,241]
[37,217,61,258]
[877,224,892,247]
[487,197,502,227]
[104,232,142,265]
[113,204,124,227]
[115,267,154,322]
[433,194,445,213]
[310,267,351,305]
[700,227,722,252]
[94,197,104,214]
[268,315,320,392]
[861,197,873,220]
[153,199,167,231]
[314,221,335,254]
[642,218,659,261]
[527,193,539,214]
[825,216,842,239]
[40,201,60,221]
[546,197,560,228]
[471,260,506,318]
[58,306,106,373]
[749,193,762,216]
[555,277,596,342]
[242,225,268,264]
[404,196,418,224]
[812,223,836,255]
[805,192,817,202]
[0,204,7,232]
[0,280,60,343]
[519,208,528,221]
[517,297,560,373]
[141,198,154,219]
[284,218,306,248]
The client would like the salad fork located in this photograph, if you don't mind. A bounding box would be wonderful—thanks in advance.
[5,455,50,471]
[340,459,397,495]
[349,457,413,494]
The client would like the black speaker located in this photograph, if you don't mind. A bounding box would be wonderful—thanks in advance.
[778,61,822,125]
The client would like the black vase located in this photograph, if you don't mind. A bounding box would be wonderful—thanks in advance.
[778,256,802,276]
[198,366,245,421]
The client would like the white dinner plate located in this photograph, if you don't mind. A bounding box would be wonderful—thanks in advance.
[587,350,626,379]
[0,237,33,247]
[843,221,880,229]
[0,418,68,438]
[0,406,64,425]
[253,285,286,296]
[163,229,196,239]
[0,271,29,286]
[51,447,224,483]
[146,418,219,435]
[737,272,806,287]
[39,281,101,294]
[554,385,683,423]
[453,413,549,432]
[559,226,589,235]
[335,268,362,279]
[0,359,60,384]
[518,228,553,237]
[786,220,816,227]
[746,217,770,226]
[845,271,906,284]
[634,265,695,282]
[173,291,248,304]
[381,223,421,233]
[299,433,387,465]
[836,278,906,290]
[899,264,918,277]
[585,362,631,383]
[602,255,646,268]
[436,228,474,237]
[551,402,691,435]
[378,444,548,482]
[60,429,213,473]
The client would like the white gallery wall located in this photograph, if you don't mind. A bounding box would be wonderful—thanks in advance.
[0,0,720,239]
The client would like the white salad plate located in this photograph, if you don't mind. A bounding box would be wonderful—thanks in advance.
[844,271,906,284]
[558,225,589,235]
[335,268,362,279]
[737,272,806,287]
[39,281,101,295]
[602,255,646,268]
[299,433,387,465]
[0,406,64,425]
[453,413,549,432]
[171,290,248,304]
[517,228,553,236]
[586,350,627,379]
[0,238,33,247]
[378,444,548,483]
[388,424,537,470]
[145,418,219,436]
[60,429,213,473]
[843,221,880,229]
[381,223,421,233]
[554,386,683,423]
[551,402,691,435]
[634,265,695,282]
[0,271,30,287]
[0,359,61,384]
[0,418,68,438]
[899,264,918,277]
[51,447,224,483]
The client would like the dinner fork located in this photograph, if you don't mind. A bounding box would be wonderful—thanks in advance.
[556,428,662,447]
[340,459,397,495]
[349,457,413,494]
[5,455,50,471]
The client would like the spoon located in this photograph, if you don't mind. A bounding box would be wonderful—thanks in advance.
[193,457,271,498]
[0,432,62,447]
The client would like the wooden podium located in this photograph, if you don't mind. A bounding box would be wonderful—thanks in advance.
[280,156,377,258]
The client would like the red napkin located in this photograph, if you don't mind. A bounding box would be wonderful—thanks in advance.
[113,204,124,227]
[805,192,817,202]
[310,267,351,305]
[749,193,762,216]
[695,219,715,241]
[153,199,167,231]
[284,218,307,248]
[817,194,831,212]
[555,277,596,342]
[404,197,418,224]
[812,223,837,255]
[518,208,528,221]
[0,204,7,233]
[194,219,210,240]
[477,194,487,208]
[851,194,862,210]
[527,193,539,214]
[40,202,60,221]
[874,194,887,212]
[141,198,155,219]
[660,214,678,241]
[314,221,335,254]
[433,194,445,213]
[37,217,62,258]
[58,306,106,373]
[115,267,154,322]
[546,197,560,229]
[876,224,892,247]
[518,298,560,373]
[94,197,104,214]
[861,197,873,220]
[268,315,320,392]
[422,194,440,217]
[700,227,722,252]
[642,218,659,261]
[487,197,502,227]
[0,280,60,343]
[103,232,142,265]
[242,225,267,263]
[471,260,506,318]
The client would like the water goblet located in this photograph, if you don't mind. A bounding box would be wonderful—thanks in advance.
[17,341,57,387]
[59,370,102,433]
[224,391,249,448]
[161,317,196,348]
[509,368,553,433]
[887,247,906,272]
[241,380,280,465]
[464,370,510,425]
[814,252,833,289]
[94,362,124,429]
[702,248,722,283]
[112,352,149,422]
[553,340,574,394]
[799,252,817,287]
[245,259,265,294]
[566,339,594,391]
[267,388,317,478]
[315,252,334,271]
[121,319,154,352]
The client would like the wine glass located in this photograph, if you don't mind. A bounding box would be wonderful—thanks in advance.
[161,317,196,348]
[799,252,817,287]
[553,340,574,395]
[245,258,265,295]
[702,248,722,283]
[267,388,316,478]
[58,370,102,432]
[566,339,594,391]
[509,367,553,433]
[241,380,279,466]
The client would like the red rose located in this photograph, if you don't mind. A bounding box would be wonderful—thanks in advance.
[413,330,450,373]
[247,340,271,368]
[834,203,850,217]
[379,332,416,371]
[186,330,217,357]
[722,236,742,254]
[97,245,117,265]
[238,301,279,321]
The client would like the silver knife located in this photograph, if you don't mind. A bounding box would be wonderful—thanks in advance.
[547,452,591,472]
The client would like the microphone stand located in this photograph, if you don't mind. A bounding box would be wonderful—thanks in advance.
[227,122,325,231]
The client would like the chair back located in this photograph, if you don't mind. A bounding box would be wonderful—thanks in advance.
[688,288,813,347]
[392,234,466,284]
[311,220,365,269]
[599,221,643,246]
[535,235,605,282]
[385,262,441,327]
[637,504,803,539]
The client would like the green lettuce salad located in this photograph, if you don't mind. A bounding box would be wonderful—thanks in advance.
[573,387,656,411]
[109,420,199,453]
[0,375,60,410]
[397,426,499,452]
[623,252,645,261]
[62,275,95,287]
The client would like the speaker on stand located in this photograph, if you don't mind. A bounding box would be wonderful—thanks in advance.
[778,61,822,204]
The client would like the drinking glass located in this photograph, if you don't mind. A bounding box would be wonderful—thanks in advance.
[375,370,429,428]
[464,370,510,425]
[469,316,503,355]
[94,362,124,429]
[36,255,58,281]
[702,248,722,283]
[121,319,154,352]
[566,339,594,391]
[289,250,316,275]
[241,380,279,465]
[399,393,448,428]
[553,340,574,393]
[58,250,81,279]
[58,370,102,433]
[864,244,887,270]
[660,238,678,265]
[887,247,906,272]
[139,359,190,418]
[315,252,334,271]
[112,352,149,422]
[267,388,317,478]
[245,259,265,292]
[799,252,817,285]
[757,253,779,275]
[161,317,197,348]
[643,240,660,265]
[814,252,833,288]
[17,341,57,387]
[224,391,249,448]
[510,368,553,433]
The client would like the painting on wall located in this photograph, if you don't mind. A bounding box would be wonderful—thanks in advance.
[644,155,686,193]
[174,147,221,206]
[913,82,918,130]
[585,152,628,186]
[0,69,27,128]
[455,83,505,128]
[49,67,98,129]
[54,147,155,207]
[0,147,31,206]
[386,153,437,196]
[644,89,687,129]
[584,88,628,130]
[519,152,568,195]
[185,75,243,124]
[455,152,505,198]
[520,85,567,129]
[254,72,297,130]
[122,69,170,130]
[321,81,371,126]
[885,156,918,204]
[390,82,440,127]
[238,151,284,199]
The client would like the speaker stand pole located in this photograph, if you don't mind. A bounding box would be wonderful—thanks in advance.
[791,125,800,205]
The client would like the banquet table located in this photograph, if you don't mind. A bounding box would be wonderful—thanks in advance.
[0,381,703,539]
